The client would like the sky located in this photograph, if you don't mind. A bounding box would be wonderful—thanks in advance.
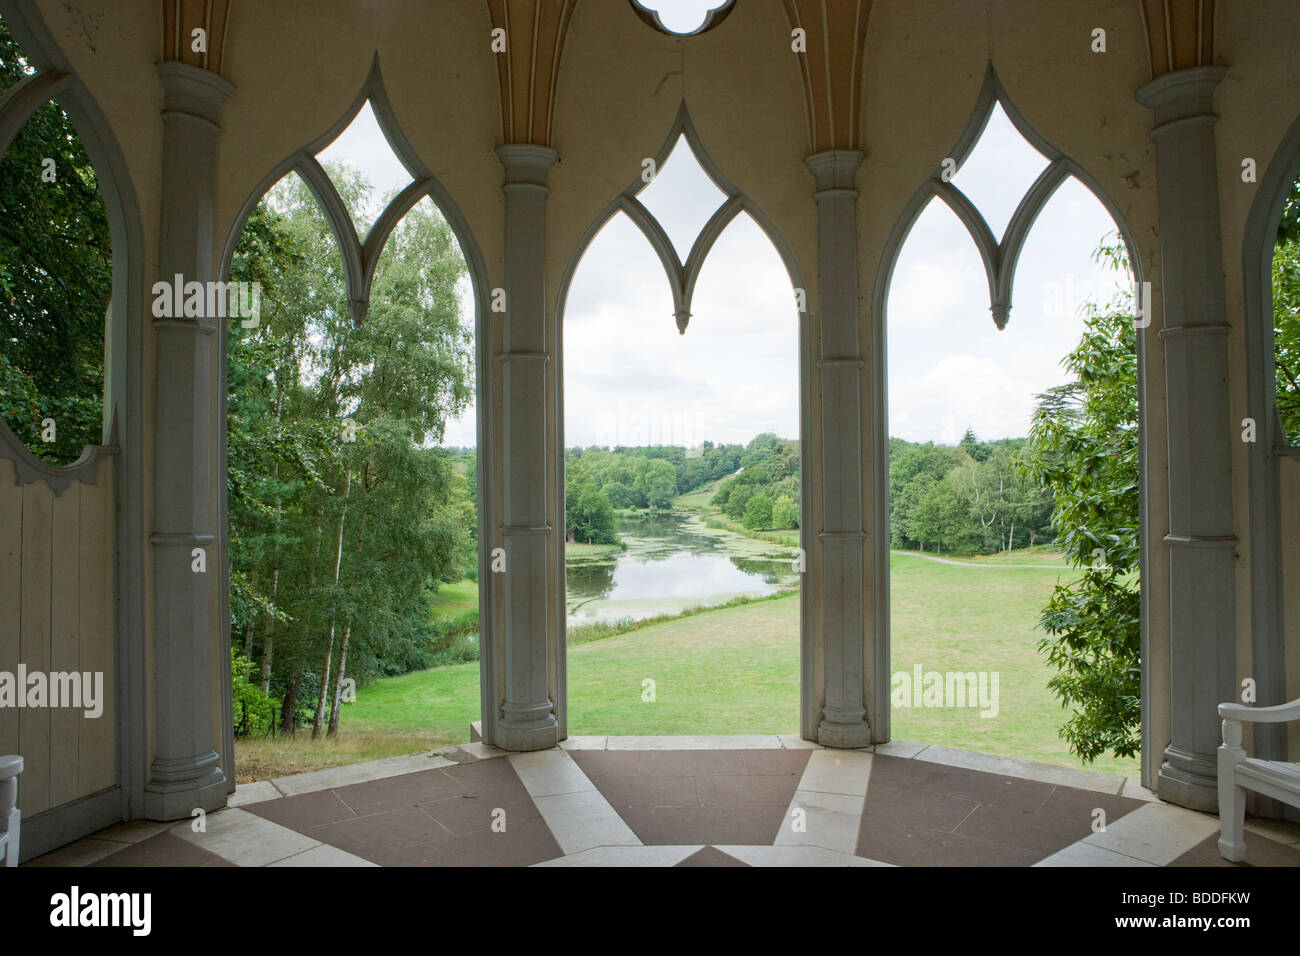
[315,94,1127,451]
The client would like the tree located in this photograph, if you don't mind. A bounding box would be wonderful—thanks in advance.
[226,165,475,739]
[638,458,677,511]
[0,19,112,463]
[771,494,798,530]
[908,479,967,554]
[1018,235,1140,763]
[1273,231,1300,444]
[743,492,773,530]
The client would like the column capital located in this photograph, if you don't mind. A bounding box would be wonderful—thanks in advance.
[156,61,235,127]
[496,143,559,190]
[1136,65,1228,126]
[805,150,864,193]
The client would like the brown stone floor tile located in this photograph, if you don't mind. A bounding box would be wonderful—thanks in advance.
[919,766,1055,813]
[633,750,755,777]
[1170,832,1300,867]
[330,767,466,816]
[592,773,699,808]
[90,831,234,867]
[421,787,540,837]
[309,806,451,862]
[953,801,1096,856]
[863,779,979,831]
[442,755,524,792]
[856,817,1043,866]
[620,805,786,846]
[677,846,750,867]
[382,815,561,867]
[738,749,814,777]
[568,750,645,778]
[696,773,801,808]
[245,788,356,830]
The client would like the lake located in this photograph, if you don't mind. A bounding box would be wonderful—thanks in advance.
[565,510,801,627]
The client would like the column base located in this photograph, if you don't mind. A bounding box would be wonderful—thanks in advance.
[818,711,872,749]
[142,749,228,820]
[497,699,560,751]
[1158,745,1220,812]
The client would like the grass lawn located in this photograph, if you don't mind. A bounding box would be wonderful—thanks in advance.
[236,549,1140,781]
[429,578,478,621]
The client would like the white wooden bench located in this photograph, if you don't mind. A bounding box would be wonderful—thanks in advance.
[1218,698,1300,861]
[0,754,21,867]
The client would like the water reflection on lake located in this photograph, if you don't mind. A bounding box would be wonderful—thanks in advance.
[565,511,800,626]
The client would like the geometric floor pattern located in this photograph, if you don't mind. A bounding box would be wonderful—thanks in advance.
[24,736,1300,867]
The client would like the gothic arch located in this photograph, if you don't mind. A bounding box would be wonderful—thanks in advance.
[0,0,149,819]
[1240,109,1300,769]
[555,102,807,337]
[551,101,813,727]
[215,54,497,770]
[867,62,1153,765]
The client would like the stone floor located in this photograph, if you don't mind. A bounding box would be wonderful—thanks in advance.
[24,736,1300,867]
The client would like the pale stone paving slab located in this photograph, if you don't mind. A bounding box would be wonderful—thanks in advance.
[559,736,608,750]
[24,837,126,867]
[172,807,318,867]
[509,749,597,797]
[873,740,928,759]
[914,743,1126,796]
[798,750,873,796]
[533,790,642,855]
[92,820,172,844]
[534,844,700,866]
[775,790,866,853]
[270,752,456,796]
[268,843,378,867]
[1081,802,1221,866]
[510,748,640,854]
[604,735,785,750]
[1035,842,1157,867]
[228,780,282,807]
[1117,778,1161,802]
[720,844,893,867]
[777,735,822,750]
[458,741,507,760]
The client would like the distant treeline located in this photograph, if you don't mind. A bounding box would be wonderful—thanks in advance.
[890,429,1054,554]
[561,428,1053,555]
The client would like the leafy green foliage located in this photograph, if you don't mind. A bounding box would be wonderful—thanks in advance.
[742,491,773,530]
[1273,235,1300,444]
[228,167,476,734]
[1018,235,1140,763]
[888,434,1052,554]
[0,19,111,462]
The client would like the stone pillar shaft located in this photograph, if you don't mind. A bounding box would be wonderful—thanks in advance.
[1137,66,1237,812]
[144,63,233,818]
[494,144,560,751]
[807,150,872,748]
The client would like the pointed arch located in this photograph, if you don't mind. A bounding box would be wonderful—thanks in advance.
[0,0,150,838]
[215,52,496,786]
[869,61,1154,783]
[218,56,489,330]
[1240,109,1300,770]
[552,101,813,725]
[880,65,1143,332]
[556,102,806,336]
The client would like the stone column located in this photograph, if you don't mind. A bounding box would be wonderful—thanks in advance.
[807,150,872,749]
[493,145,560,751]
[143,63,233,818]
[1137,66,1237,812]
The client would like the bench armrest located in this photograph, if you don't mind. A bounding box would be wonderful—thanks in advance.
[1219,698,1300,724]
